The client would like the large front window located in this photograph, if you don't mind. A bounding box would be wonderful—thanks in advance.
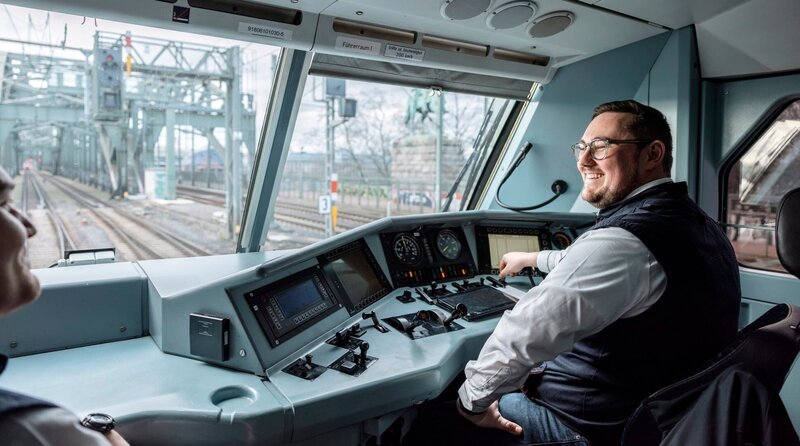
[0,5,277,267]
[263,75,514,250]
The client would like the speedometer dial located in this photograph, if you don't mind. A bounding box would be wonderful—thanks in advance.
[393,234,422,266]
[436,229,462,260]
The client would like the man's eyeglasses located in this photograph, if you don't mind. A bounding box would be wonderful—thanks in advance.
[571,138,653,161]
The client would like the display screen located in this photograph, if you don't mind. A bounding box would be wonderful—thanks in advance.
[272,278,325,320]
[487,233,540,267]
[244,268,340,347]
[330,248,385,308]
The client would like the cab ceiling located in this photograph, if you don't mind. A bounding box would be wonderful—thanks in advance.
[584,0,800,78]
[314,0,800,79]
[8,0,799,81]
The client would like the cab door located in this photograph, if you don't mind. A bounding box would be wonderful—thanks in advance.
[698,73,800,429]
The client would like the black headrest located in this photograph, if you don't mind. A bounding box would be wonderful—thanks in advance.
[777,187,800,278]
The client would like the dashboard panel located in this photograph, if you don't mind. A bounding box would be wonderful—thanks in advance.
[1,210,596,445]
[318,238,393,315]
[380,226,476,287]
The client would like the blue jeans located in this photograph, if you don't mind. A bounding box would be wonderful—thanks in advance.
[403,394,590,446]
[498,393,591,445]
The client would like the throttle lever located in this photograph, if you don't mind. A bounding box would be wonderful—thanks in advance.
[362,311,389,333]
[443,303,468,327]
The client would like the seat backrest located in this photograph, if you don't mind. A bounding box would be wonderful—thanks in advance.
[621,186,800,445]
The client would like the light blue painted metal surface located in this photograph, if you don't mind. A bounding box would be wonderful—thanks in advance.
[491,32,670,212]
[647,26,700,199]
[0,337,288,445]
[0,262,145,357]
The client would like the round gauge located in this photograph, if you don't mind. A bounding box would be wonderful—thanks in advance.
[552,232,572,250]
[436,229,463,260]
[393,233,422,266]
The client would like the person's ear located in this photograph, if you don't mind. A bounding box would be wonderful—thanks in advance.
[643,140,665,170]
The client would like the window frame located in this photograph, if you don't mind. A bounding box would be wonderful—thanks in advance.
[718,94,800,274]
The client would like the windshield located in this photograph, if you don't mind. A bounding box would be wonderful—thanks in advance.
[0,4,277,268]
[262,75,515,250]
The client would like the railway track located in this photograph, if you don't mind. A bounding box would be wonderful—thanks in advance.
[176,185,225,206]
[45,174,213,260]
[25,171,77,256]
[176,185,384,234]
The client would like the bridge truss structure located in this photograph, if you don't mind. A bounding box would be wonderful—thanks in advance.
[0,32,258,236]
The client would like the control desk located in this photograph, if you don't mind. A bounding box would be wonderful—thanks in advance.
[0,210,594,445]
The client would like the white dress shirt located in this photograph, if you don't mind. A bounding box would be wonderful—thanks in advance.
[458,178,672,412]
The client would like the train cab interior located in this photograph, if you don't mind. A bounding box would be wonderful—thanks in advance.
[1,0,800,444]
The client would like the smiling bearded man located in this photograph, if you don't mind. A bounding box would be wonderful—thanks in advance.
[448,100,741,446]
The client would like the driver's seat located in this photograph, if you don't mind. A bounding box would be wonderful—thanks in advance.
[620,187,800,445]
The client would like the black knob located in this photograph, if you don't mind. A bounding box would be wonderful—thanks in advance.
[480,277,486,286]
[402,290,412,298]
[444,303,468,326]
[305,354,313,366]
[350,323,361,334]
[430,281,438,290]
[358,342,369,365]
[463,279,469,286]
[362,311,374,320]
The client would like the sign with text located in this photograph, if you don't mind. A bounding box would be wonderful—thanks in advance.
[238,22,293,41]
[384,44,425,61]
[335,36,381,56]
[318,195,332,214]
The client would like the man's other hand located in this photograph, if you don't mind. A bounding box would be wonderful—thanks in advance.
[456,400,522,436]
[498,252,538,280]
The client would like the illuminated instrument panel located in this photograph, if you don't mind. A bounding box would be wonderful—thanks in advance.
[475,225,573,274]
[380,226,476,287]
[318,239,393,314]
[237,219,581,360]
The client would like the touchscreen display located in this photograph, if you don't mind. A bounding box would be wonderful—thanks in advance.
[330,248,384,308]
[487,233,540,267]
[273,279,324,320]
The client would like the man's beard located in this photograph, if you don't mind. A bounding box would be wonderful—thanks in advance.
[582,162,640,209]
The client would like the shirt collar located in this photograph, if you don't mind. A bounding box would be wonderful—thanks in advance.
[623,177,673,201]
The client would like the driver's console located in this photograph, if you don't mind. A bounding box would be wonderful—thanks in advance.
[0,210,593,445]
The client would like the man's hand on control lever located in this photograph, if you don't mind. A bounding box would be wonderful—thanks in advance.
[498,252,538,280]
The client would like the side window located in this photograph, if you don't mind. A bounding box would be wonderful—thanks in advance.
[724,99,800,272]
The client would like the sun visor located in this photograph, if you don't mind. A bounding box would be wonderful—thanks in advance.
[310,53,535,101]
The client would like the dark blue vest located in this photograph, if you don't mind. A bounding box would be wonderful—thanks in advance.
[529,182,741,446]
[0,354,55,417]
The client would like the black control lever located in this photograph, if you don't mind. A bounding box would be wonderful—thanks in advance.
[443,303,468,327]
[335,330,349,345]
[358,342,370,366]
[415,287,436,305]
[404,310,432,334]
[486,275,506,288]
[520,267,536,287]
[362,311,389,333]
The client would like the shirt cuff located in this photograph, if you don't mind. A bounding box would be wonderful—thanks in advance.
[457,397,485,416]
[457,380,491,413]
[536,250,561,273]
